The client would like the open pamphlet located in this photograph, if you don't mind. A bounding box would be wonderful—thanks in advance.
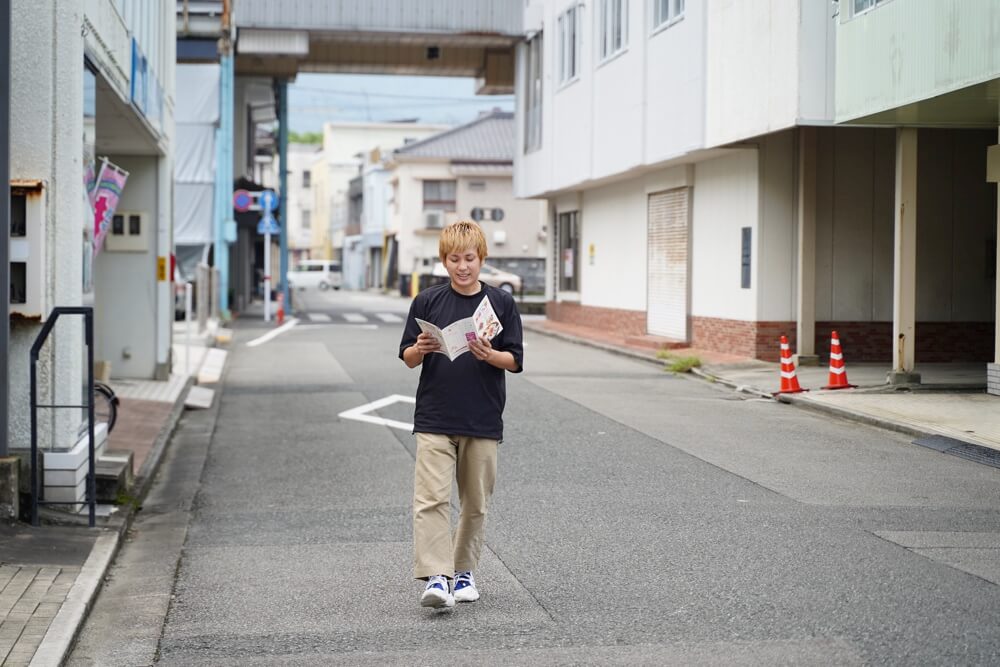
[415,295,504,361]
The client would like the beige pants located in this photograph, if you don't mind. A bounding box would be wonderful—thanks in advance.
[413,432,498,580]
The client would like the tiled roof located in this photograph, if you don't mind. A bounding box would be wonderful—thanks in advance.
[393,111,513,162]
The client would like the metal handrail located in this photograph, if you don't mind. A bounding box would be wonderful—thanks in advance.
[29,306,96,527]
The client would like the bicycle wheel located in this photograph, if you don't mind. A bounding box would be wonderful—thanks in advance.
[93,382,118,434]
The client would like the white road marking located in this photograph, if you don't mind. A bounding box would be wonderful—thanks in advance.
[375,313,403,323]
[343,313,368,323]
[308,313,332,322]
[338,394,415,432]
[246,318,300,347]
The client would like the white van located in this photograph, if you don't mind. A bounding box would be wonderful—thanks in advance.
[288,259,342,291]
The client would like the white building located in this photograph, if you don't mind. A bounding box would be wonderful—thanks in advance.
[386,111,548,292]
[310,121,450,261]
[286,143,321,265]
[515,0,996,376]
[9,1,176,455]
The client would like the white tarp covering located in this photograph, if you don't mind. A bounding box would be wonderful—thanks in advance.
[175,64,220,248]
[175,124,216,183]
[175,65,220,124]
[174,183,215,244]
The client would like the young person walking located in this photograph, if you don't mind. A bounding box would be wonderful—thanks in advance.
[399,221,524,608]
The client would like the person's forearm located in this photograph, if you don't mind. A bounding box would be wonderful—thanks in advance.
[486,349,518,371]
[402,345,424,368]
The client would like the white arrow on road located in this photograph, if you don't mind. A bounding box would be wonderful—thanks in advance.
[338,394,415,431]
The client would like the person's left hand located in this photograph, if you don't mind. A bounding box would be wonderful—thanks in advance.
[469,336,493,362]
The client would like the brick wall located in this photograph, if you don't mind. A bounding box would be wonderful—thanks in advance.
[548,307,995,363]
[545,302,647,337]
[690,316,797,361]
[814,322,994,362]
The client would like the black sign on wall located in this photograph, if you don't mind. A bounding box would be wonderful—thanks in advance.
[741,227,752,289]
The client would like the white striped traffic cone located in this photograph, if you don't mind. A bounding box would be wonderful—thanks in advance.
[822,330,856,389]
[775,335,807,394]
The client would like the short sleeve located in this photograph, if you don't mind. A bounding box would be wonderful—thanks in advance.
[399,296,423,360]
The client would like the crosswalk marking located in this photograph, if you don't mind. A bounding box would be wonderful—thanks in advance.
[307,313,332,322]
[343,313,369,323]
[375,313,403,323]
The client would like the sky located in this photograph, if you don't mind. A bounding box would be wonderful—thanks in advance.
[287,73,515,133]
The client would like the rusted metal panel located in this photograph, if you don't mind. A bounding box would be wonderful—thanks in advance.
[235,0,522,36]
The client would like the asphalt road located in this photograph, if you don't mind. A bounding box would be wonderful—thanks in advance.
[70,288,1000,665]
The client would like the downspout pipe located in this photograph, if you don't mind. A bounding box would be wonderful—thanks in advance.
[0,1,10,456]
[277,79,289,309]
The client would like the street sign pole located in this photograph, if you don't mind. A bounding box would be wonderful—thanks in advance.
[264,229,271,322]
[257,190,278,323]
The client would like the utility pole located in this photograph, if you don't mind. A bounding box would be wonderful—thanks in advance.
[1,1,11,456]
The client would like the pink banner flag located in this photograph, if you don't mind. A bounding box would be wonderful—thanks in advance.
[92,160,129,258]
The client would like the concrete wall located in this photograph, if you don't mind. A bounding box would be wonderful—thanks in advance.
[757,130,797,322]
[691,150,759,322]
[815,128,896,323]
[915,129,996,322]
[579,179,648,312]
[455,175,547,260]
[704,0,799,148]
[9,1,85,449]
[836,0,1000,123]
[94,156,160,379]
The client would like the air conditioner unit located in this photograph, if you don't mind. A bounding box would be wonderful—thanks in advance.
[423,210,445,229]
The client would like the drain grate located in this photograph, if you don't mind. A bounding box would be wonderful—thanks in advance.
[912,435,1000,469]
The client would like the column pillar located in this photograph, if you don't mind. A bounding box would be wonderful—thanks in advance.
[889,127,920,384]
[989,131,1000,395]
[796,127,818,365]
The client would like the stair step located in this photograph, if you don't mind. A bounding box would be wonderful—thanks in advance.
[95,449,134,503]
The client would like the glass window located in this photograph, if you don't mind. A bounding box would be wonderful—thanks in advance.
[558,6,581,84]
[556,211,580,292]
[852,0,889,16]
[303,170,311,188]
[653,0,684,30]
[600,0,627,61]
[301,210,311,230]
[422,180,457,211]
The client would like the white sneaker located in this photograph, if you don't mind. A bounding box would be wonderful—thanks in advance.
[453,571,480,603]
[420,575,455,608]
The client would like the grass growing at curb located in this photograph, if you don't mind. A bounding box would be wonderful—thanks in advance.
[655,350,703,373]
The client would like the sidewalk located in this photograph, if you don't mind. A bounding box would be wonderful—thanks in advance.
[524,318,1000,457]
[0,321,228,667]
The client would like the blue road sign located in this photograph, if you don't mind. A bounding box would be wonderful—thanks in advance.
[257,213,280,235]
[259,189,278,212]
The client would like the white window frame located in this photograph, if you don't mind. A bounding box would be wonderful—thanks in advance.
[651,0,684,33]
[849,0,891,19]
[523,32,544,153]
[599,0,628,63]
[558,5,582,86]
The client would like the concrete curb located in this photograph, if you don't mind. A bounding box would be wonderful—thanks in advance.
[28,531,118,667]
[134,374,196,495]
[30,371,201,664]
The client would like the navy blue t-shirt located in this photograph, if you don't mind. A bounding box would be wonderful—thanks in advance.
[399,282,524,441]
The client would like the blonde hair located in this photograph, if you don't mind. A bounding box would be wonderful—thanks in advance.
[438,220,488,262]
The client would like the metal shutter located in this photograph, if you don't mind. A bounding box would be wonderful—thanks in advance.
[647,188,690,340]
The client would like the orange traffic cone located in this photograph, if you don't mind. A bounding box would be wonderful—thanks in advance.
[276,292,285,326]
[822,330,856,389]
[775,335,807,395]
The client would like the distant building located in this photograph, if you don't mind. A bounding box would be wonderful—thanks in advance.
[385,111,548,292]
[309,122,450,262]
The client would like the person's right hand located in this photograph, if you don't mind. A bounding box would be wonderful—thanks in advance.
[414,332,441,355]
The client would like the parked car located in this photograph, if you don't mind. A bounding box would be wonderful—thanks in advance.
[431,262,522,294]
[288,259,342,291]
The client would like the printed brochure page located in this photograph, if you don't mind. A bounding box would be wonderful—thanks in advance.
[415,295,503,361]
